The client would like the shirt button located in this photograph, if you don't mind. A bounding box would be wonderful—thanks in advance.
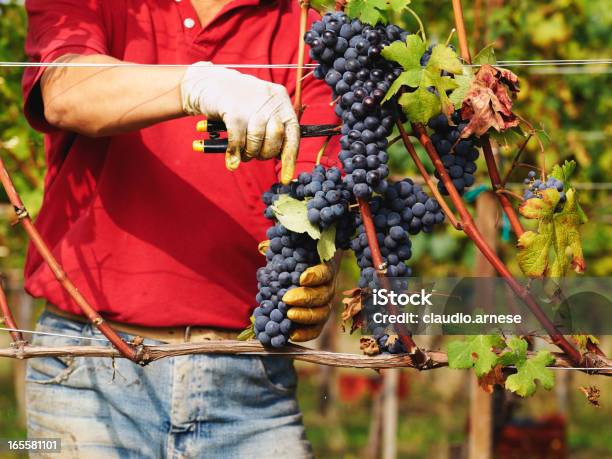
[184,18,195,29]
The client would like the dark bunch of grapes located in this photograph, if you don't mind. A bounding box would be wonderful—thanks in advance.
[256,164,360,347]
[351,179,445,288]
[429,111,479,196]
[300,165,351,228]
[253,223,319,347]
[372,327,408,354]
[304,12,408,200]
[523,170,566,205]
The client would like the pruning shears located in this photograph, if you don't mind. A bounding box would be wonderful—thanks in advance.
[192,120,341,153]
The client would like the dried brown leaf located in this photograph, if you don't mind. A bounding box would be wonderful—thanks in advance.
[341,288,365,334]
[360,336,381,356]
[578,386,601,408]
[460,64,520,138]
[477,364,506,393]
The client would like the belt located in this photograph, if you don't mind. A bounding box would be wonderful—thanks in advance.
[45,304,240,344]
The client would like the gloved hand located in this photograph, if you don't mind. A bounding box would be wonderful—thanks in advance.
[181,62,299,184]
[284,262,337,342]
[258,239,338,342]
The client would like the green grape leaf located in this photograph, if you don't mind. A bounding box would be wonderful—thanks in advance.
[381,34,426,70]
[398,86,441,124]
[426,44,464,75]
[449,68,474,108]
[422,69,458,116]
[381,35,426,101]
[238,316,256,341]
[317,225,337,262]
[550,160,577,187]
[389,0,411,11]
[497,336,528,366]
[505,350,555,397]
[550,160,588,224]
[346,0,389,25]
[517,188,586,277]
[382,69,422,102]
[473,44,497,65]
[447,335,505,377]
[272,195,321,240]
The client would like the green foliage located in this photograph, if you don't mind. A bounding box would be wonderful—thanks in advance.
[271,195,337,261]
[518,184,586,277]
[237,316,256,340]
[0,2,44,270]
[382,34,464,122]
[500,337,556,397]
[346,0,411,25]
[449,336,556,397]
[447,334,505,377]
[317,225,337,262]
[272,195,322,239]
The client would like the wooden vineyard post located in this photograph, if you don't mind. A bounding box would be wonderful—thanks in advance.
[469,191,498,459]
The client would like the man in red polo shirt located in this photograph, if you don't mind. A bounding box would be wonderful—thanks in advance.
[22,1,339,457]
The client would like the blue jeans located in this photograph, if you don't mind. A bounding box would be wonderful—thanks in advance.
[26,311,313,458]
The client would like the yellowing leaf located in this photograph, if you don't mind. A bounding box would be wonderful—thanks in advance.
[473,44,497,65]
[517,229,552,277]
[519,187,560,220]
[317,225,337,262]
[427,44,463,75]
[517,188,586,277]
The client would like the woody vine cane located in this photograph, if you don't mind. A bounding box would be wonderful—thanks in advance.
[0,152,140,362]
[0,1,610,377]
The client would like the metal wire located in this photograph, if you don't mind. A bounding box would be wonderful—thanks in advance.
[0,326,109,342]
[0,59,609,69]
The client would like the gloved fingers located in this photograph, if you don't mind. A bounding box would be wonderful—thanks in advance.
[223,116,246,171]
[282,285,334,307]
[259,115,285,160]
[244,111,269,160]
[277,99,300,185]
[258,240,270,256]
[290,323,324,342]
[300,263,334,287]
[287,305,331,325]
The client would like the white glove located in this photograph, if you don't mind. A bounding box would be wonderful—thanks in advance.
[181,62,299,184]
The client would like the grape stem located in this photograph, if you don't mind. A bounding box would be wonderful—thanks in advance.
[357,198,423,359]
[0,280,23,344]
[0,155,141,363]
[501,134,533,187]
[496,189,524,202]
[396,121,462,230]
[293,0,310,118]
[315,136,333,165]
[412,123,583,365]
[450,0,525,238]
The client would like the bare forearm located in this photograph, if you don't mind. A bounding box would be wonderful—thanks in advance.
[41,54,186,137]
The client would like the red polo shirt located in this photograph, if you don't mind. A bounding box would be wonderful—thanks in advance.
[22,0,339,329]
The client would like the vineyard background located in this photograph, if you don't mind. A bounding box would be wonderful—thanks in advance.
[0,0,610,458]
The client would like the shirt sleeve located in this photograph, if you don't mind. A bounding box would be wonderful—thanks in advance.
[22,0,109,132]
